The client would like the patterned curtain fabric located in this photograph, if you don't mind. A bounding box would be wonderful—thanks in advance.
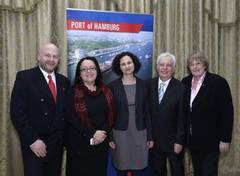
[0,0,239,175]
[0,0,43,12]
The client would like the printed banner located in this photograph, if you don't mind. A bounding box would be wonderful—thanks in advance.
[66,9,154,84]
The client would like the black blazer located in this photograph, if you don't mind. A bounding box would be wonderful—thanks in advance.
[182,72,234,152]
[10,67,69,157]
[148,77,185,152]
[108,77,152,140]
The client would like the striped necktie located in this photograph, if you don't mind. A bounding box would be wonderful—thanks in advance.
[158,83,165,103]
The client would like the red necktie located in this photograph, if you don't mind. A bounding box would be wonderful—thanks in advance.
[127,171,132,176]
[48,75,56,102]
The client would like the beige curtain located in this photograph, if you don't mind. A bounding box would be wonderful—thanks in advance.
[0,0,239,175]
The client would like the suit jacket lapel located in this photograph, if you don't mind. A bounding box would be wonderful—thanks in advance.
[160,78,175,104]
[184,77,192,107]
[152,78,159,105]
[135,78,140,108]
[117,79,128,107]
[192,72,210,106]
[55,74,64,106]
[52,74,65,122]
[34,67,56,106]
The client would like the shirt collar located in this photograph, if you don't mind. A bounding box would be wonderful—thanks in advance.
[39,66,56,83]
[39,66,55,77]
[158,77,171,88]
[192,71,206,85]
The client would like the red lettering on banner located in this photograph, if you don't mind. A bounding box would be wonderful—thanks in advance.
[67,20,142,33]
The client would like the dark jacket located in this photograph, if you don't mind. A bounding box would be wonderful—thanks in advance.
[148,77,185,152]
[108,77,152,140]
[182,72,234,152]
[10,66,69,158]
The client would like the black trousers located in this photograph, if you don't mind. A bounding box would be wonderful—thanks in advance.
[191,151,219,176]
[22,149,63,176]
[66,150,108,176]
[149,149,184,176]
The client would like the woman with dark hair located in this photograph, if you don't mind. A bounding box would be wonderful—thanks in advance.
[108,52,154,176]
[64,57,115,176]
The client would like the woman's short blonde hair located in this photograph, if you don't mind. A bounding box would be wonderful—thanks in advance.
[187,52,209,74]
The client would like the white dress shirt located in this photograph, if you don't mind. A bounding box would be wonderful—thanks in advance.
[190,72,206,107]
[39,66,57,90]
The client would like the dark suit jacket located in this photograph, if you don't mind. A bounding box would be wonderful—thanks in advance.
[182,72,234,152]
[10,66,69,159]
[108,77,152,140]
[148,77,185,152]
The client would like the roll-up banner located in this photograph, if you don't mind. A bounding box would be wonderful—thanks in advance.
[66,8,153,176]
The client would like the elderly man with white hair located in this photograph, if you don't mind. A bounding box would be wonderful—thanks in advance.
[148,52,185,176]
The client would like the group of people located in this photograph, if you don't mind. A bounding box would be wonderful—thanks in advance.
[10,42,234,176]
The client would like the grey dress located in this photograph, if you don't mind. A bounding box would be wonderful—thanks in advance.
[111,84,148,170]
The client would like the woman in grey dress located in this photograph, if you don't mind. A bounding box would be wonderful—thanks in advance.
[108,52,154,176]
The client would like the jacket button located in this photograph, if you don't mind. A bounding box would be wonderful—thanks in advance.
[44,112,48,116]
[41,98,44,102]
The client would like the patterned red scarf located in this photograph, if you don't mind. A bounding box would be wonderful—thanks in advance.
[74,83,115,129]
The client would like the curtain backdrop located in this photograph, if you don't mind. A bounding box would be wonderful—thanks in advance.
[0,0,239,176]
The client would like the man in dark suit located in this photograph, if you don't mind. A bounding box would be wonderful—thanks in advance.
[10,43,69,176]
[148,52,185,176]
[182,52,234,176]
